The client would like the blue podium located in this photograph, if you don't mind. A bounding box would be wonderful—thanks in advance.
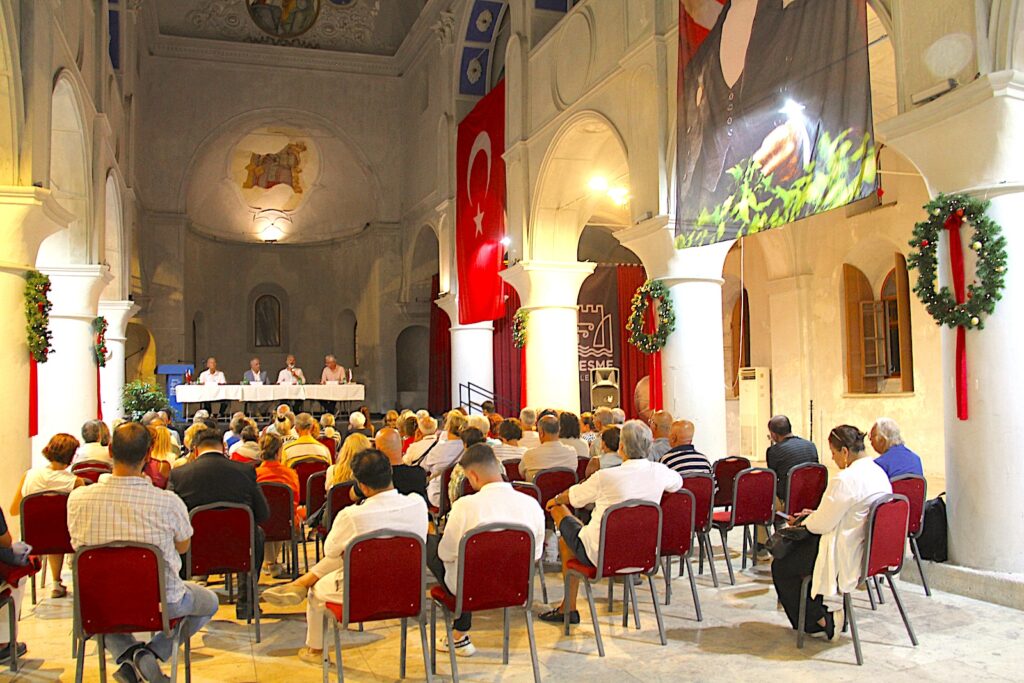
[157,364,194,419]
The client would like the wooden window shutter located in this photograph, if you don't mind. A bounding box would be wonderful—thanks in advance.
[894,252,915,392]
[843,263,874,393]
[730,291,750,398]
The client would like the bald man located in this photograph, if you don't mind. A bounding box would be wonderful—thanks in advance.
[359,427,427,503]
[659,420,711,475]
[648,410,674,461]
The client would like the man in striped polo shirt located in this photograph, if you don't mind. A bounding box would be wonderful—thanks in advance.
[659,420,711,476]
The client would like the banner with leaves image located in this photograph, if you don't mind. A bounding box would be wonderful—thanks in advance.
[675,0,877,248]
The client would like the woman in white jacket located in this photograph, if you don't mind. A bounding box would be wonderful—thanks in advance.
[771,425,892,640]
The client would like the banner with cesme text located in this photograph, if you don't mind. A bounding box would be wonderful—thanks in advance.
[456,80,507,324]
[675,0,877,248]
[577,266,620,412]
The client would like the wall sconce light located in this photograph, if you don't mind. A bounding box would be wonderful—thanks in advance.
[254,209,292,243]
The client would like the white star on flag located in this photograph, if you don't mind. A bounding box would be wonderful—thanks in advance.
[474,207,485,236]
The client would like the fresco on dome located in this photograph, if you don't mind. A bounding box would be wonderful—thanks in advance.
[246,0,321,39]
[242,142,307,194]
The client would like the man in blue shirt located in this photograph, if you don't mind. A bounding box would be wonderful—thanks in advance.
[870,418,924,479]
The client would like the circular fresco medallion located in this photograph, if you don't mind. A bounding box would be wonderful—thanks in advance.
[247,0,321,39]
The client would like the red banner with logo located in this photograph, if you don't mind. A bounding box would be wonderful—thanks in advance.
[456,80,506,325]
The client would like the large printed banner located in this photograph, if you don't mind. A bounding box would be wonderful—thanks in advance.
[675,0,877,248]
[577,266,621,412]
[456,80,506,324]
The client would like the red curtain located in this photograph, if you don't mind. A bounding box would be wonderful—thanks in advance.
[616,265,650,419]
[29,356,38,437]
[427,274,452,414]
[491,281,523,417]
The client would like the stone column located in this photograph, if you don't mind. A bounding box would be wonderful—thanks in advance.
[34,265,111,463]
[616,216,733,460]
[0,188,70,507]
[501,260,596,414]
[97,300,140,422]
[881,71,1024,573]
[435,294,495,413]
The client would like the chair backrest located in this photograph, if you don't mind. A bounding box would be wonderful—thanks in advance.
[306,470,327,516]
[785,463,829,515]
[863,494,911,579]
[187,503,255,576]
[730,468,777,527]
[73,542,169,637]
[511,481,542,506]
[72,466,111,484]
[459,475,476,499]
[503,459,521,482]
[533,467,577,507]
[576,457,590,482]
[20,491,74,555]
[439,462,457,516]
[293,460,329,506]
[343,531,425,625]
[890,475,927,538]
[681,473,715,534]
[317,437,338,462]
[713,456,751,507]
[325,481,358,531]
[659,489,696,558]
[72,461,112,475]
[452,524,535,616]
[595,500,662,579]
[258,482,295,542]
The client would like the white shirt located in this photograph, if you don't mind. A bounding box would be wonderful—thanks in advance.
[73,442,112,465]
[438,482,545,593]
[521,440,578,482]
[403,433,440,466]
[491,443,527,462]
[567,458,682,564]
[560,438,590,459]
[804,457,892,597]
[22,467,77,496]
[277,366,306,385]
[422,438,465,507]
[198,369,225,385]
[518,430,541,450]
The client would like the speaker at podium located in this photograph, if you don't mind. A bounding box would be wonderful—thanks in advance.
[590,367,621,410]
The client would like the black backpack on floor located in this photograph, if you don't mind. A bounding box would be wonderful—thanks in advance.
[916,492,948,562]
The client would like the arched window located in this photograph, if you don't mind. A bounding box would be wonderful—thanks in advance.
[254,295,281,348]
[730,290,751,398]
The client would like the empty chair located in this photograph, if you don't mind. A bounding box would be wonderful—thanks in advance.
[293,460,330,508]
[317,436,338,463]
[258,482,300,579]
[19,491,74,604]
[508,481,548,603]
[658,489,702,620]
[315,481,358,562]
[890,474,931,596]
[785,463,829,516]
[502,459,522,482]
[712,468,776,585]
[712,456,751,508]
[303,470,328,572]
[682,473,719,587]
[533,468,577,512]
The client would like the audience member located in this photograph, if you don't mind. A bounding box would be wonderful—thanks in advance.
[282,413,331,467]
[610,408,626,425]
[255,432,301,578]
[347,411,373,438]
[370,427,427,502]
[492,419,527,462]
[0,507,27,663]
[580,412,597,445]
[382,410,400,432]
[223,413,247,450]
[465,414,496,445]
[319,413,342,451]
[660,420,712,476]
[584,426,622,478]
[480,400,496,416]
[558,412,589,459]
[403,414,440,465]
[649,410,674,461]
[326,433,372,489]
[74,419,112,465]
[870,418,924,479]
[67,423,218,682]
[400,415,418,454]
[588,407,614,457]
[228,424,261,464]
[447,427,489,505]
[771,425,892,641]
[359,406,376,436]
[766,415,819,502]
[421,412,469,507]
[521,415,577,482]
[540,420,681,623]
[518,408,541,449]
[143,425,173,489]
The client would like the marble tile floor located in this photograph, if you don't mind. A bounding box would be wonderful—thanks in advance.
[3,541,1022,683]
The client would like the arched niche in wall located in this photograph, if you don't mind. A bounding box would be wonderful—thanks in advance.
[0,9,21,185]
[395,325,430,410]
[408,225,440,303]
[191,310,206,367]
[102,172,124,300]
[335,309,358,369]
[247,283,290,353]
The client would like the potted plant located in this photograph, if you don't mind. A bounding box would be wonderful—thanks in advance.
[121,380,172,421]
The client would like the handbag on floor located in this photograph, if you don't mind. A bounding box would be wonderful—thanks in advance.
[766,524,812,559]
[917,492,948,562]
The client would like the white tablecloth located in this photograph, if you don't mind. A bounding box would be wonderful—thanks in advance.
[174,384,365,403]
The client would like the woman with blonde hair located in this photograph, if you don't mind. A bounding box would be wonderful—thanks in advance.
[326,433,372,488]
[143,425,174,489]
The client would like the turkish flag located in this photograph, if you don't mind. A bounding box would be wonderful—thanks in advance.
[456,80,506,325]
[679,0,725,70]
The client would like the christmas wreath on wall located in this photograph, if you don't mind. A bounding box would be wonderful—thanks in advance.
[627,279,677,354]
[25,270,53,363]
[93,316,109,367]
[512,308,529,349]
[907,193,1007,329]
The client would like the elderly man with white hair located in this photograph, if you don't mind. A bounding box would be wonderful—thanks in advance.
[869,418,923,479]
[538,419,682,623]
[588,407,615,458]
[610,408,626,425]
[519,408,541,449]
[403,414,440,465]
[282,413,331,467]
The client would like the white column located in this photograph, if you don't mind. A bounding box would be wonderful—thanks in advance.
[501,260,595,414]
[98,300,139,422]
[881,71,1024,573]
[34,265,111,463]
[435,294,494,413]
[616,216,733,460]
[0,188,70,511]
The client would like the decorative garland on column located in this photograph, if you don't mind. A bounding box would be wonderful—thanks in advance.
[627,279,677,353]
[512,308,529,348]
[907,192,1007,420]
[93,316,110,367]
[25,270,53,363]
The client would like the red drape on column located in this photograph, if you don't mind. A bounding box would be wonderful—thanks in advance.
[616,265,651,419]
[96,366,103,421]
[491,281,523,417]
[29,356,38,437]
[428,275,452,415]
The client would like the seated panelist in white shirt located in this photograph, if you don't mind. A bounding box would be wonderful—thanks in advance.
[276,354,306,385]
[197,356,227,416]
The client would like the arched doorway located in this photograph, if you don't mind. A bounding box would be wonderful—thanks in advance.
[335,309,358,370]
[395,325,429,410]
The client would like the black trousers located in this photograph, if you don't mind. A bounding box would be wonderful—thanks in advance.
[426,535,471,632]
[770,534,828,632]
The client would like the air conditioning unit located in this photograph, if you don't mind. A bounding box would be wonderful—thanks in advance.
[738,367,771,459]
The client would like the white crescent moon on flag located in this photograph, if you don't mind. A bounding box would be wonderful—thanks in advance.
[467,131,492,200]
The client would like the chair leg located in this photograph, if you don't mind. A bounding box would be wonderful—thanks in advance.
[910,538,932,596]
[98,633,107,682]
[796,575,811,649]
[332,620,344,683]
[252,572,262,643]
[6,595,17,672]
[628,578,641,630]
[302,533,310,574]
[685,557,703,622]
[742,525,749,570]
[646,574,667,646]
[417,614,432,683]
[663,557,672,606]
[442,610,459,682]
[866,579,878,611]
[227,573,234,604]
[170,624,180,683]
[292,537,301,581]
[846,592,863,665]
[536,560,548,604]
[75,634,87,683]
[581,579,604,657]
[621,578,630,628]
[886,572,919,646]
[184,632,191,683]
[524,609,541,683]
[502,607,510,664]
[702,533,720,588]
[874,576,885,605]
[321,613,330,683]
[30,573,36,606]
[698,536,705,575]
[719,527,736,585]
[563,573,572,636]
[606,577,614,612]
[429,602,437,676]
[400,617,408,679]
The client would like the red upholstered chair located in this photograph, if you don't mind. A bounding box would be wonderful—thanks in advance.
[712,468,776,585]
[20,491,74,604]
[0,557,41,673]
[785,463,829,516]
[533,468,577,528]
[890,475,931,596]
[303,470,328,572]
[258,482,300,579]
[509,481,548,603]
[71,463,111,484]
[72,543,191,683]
[459,476,476,499]
[438,463,458,517]
[564,500,665,657]
[502,459,522,482]
[576,457,590,482]
[187,503,261,642]
[321,531,430,683]
[797,494,917,665]
[658,490,702,620]
[429,524,540,682]
[712,456,751,508]
[682,473,719,587]
[293,460,330,507]
[316,482,359,563]
[317,437,338,463]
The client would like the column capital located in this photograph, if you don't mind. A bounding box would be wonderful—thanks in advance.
[434,293,495,332]
[98,300,140,341]
[615,214,735,282]
[0,186,74,273]
[500,260,596,309]
[40,264,112,320]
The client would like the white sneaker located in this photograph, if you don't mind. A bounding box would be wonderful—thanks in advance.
[261,583,307,607]
[437,635,476,657]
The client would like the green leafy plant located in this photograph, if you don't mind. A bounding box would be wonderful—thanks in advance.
[512,309,529,349]
[121,380,172,421]
[25,270,53,362]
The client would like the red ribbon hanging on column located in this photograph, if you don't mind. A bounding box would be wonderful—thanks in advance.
[29,355,38,437]
[96,365,103,421]
[944,210,969,420]
[644,294,664,412]
[519,345,528,410]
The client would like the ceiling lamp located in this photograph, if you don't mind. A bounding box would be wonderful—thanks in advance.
[254,209,292,243]
[588,175,610,193]
[607,186,630,206]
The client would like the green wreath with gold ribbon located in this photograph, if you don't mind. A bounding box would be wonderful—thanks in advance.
[93,316,110,367]
[627,279,676,354]
[512,308,529,349]
[25,270,53,363]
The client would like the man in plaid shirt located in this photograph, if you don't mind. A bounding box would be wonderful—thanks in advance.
[68,423,218,683]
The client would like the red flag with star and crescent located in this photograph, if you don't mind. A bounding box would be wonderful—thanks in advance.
[456,79,506,325]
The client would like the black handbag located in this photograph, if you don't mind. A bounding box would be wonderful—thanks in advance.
[917,492,948,562]
[766,524,812,559]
